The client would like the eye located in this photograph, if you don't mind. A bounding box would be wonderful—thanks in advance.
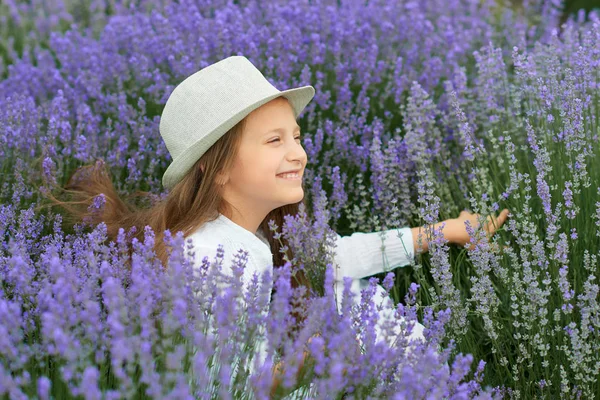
[268,136,302,143]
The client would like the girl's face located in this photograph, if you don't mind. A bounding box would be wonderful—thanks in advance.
[219,96,307,229]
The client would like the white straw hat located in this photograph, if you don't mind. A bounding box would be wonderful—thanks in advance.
[159,55,315,190]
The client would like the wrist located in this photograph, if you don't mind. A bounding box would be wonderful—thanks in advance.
[442,218,458,245]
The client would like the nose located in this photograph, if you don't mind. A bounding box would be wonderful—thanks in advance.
[287,141,307,168]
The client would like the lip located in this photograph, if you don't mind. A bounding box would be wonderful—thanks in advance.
[277,169,302,175]
[276,170,302,180]
[277,174,302,181]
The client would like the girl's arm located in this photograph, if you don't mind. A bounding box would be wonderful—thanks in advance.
[333,227,415,281]
[411,209,510,254]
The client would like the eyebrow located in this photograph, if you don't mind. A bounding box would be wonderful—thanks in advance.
[263,125,302,136]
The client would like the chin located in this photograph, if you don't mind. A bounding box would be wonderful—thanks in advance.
[286,190,304,204]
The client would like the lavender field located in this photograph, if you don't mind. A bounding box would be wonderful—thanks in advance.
[1,0,600,398]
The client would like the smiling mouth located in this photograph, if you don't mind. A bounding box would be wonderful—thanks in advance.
[276,172,302,180]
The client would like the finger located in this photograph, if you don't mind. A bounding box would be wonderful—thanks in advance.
[496,209,509,228]
[484,216,499,237]
[484,214,495,232]
[488,209,508,230]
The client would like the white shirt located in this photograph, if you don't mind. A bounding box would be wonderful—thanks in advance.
[183,213,425,388]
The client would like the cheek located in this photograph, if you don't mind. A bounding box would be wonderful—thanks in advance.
[237,162,277,188]
[235,149,282,187]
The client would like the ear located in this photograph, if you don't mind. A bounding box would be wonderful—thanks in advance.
[200,163,205,173]
[216,171,229,186]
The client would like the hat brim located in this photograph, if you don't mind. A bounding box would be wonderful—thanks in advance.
[162,85,315,190]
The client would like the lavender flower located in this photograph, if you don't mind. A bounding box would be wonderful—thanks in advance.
[3,0,600,397]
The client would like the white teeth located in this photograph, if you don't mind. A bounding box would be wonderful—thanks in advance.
[278,173,299,178]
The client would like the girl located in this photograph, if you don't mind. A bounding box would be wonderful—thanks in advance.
[45,55,509,397]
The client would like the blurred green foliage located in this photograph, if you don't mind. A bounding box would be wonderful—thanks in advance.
[563,0,600,22]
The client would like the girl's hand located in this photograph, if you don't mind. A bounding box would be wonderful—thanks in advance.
[450,209,510,249]
[270,333,324,398]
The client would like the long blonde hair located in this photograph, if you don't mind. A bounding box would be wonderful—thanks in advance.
[38,109,314,342]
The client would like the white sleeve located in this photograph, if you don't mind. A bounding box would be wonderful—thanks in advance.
[333,227,414,281]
